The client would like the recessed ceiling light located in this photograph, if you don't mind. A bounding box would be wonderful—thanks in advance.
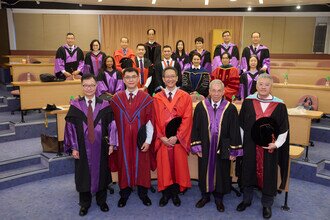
[98,0,103,2]
[259,0,263,4]
[247,6,252,11]
[205,0,209,6]
[296,5,301,9]
[152,0,156,5]
[230,0,237,2]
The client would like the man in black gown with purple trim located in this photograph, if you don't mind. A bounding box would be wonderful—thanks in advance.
[64,74,117,216]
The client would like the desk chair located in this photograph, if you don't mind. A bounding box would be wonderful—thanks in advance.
[315,78,327,86]
[271,75,280,83]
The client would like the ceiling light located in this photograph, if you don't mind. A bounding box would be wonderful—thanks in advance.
[98,0,102,2]
[247,6,252,11]
[296,5,301,9]
[152,0,156,5]
[205,0,209,5]
[259,0,263,4]
[35,0,40,4]
[230,0,237,2]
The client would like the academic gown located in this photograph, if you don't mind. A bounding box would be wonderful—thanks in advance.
[191,98,242,194]
[96,69,125,97]
[110,91,155,189]
[171,52,191,73]
[211,65,240,101]
[133,57,155,96]
[181,67,210,97]
[189,49,212,74]
[154,60,182,93]
[144,42,162,65]
[54,45,84,80]
[153,89,193,192]
[113,48,136,72]
[64,97,116,193]
[241,45,270,74]
[212,43,240,71]
[238,94,289,196]
[83,51,107,76]
[238,70,261,100]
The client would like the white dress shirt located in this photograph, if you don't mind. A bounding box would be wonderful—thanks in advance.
[85,96,96,111]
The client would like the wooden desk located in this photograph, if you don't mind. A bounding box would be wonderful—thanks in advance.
[272,83,330,114]
[12,80,83,122]
[3,55,54,63]
[271,59,329,68]
[4,63,55,81]
[271,66,330,85]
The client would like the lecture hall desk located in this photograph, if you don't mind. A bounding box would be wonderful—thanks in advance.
[271,66,330,85]
[272,83,330,114]
[3,55,54,63]
[4,63,55,81]
[12,80,83,122]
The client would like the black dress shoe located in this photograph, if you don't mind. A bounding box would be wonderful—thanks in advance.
[141,196,152,206]
[195,198,211,208]
[263,207,272,219]
[172,195,181,207]
[117,197,128,208]
[79,207,89,216]
[216,201,225,212]
[99,203,109,212]
[159,196,170,207]
[236,201,251,212]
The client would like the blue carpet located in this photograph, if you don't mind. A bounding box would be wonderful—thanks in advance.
[0,174,329,220]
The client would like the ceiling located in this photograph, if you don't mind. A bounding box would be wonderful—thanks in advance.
[18,0,330,9]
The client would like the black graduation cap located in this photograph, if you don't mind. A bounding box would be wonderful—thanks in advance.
[120,57,134,69]
[44,104,61,111]
[165,117,182,138]
[251,117,279,147]
[137,124,147,150]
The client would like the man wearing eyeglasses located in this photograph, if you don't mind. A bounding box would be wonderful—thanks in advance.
[64,74,117,216]
[110,67,155,208]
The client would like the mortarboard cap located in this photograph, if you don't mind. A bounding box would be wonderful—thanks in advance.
[165,117,182,138]
[137,124,147,150]
[251,117,279,147]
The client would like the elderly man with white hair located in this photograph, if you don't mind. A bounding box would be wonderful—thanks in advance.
[191,79,243,212]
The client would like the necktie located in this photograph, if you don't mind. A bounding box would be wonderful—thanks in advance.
[129,92,133,104]
[254,47,257,53]
[168,92,172,102]
[123,49,127,56]
[87,100,95,143]
[139,59,144,85]
[167,60,170,66]
[213,103,217,115]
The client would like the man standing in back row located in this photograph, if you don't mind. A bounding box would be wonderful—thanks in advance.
[241,32,270,74]
[54,32,84,80]
[145,29,162,65]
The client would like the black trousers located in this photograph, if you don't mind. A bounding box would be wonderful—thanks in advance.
[201,191,224,202]
[120,186,148,199]
[243,186,274,208]
[162,183,180,198]
[79,189,107,208]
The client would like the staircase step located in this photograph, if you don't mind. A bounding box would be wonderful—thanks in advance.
[0,163,48,180]
[0,155,41,172]
[324,161,330,170]
[317,168,330,177]
[0,122,10,131]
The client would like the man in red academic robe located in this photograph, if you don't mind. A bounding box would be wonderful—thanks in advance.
[153,66,193,207]
[113,37,135,71]
[211,52,240,102]
[110,67,155,208]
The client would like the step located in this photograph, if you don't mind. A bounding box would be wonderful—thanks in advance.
[324,161,330,170]
[0,155,41,172]
[0,163,48,180]
[317,168,330,177]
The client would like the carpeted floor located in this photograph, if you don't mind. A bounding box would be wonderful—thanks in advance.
[0,174,329,220]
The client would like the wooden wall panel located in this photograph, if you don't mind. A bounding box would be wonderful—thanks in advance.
[43,14,70,50]
[14,14,44,50]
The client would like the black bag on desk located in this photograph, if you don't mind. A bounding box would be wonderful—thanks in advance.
[40,73,56,82]
[41,134,63,153]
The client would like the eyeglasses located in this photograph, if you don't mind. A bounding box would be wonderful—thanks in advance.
[163,75,177,79]
[82,84,96,88]
[124,75,138,80]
